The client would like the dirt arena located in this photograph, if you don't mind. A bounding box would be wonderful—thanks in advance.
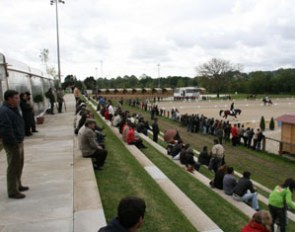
[157,97,295,155]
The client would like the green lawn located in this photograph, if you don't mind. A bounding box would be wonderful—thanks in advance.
[89,97,295,231]
[122,102,295,193]
[86,101,198,232]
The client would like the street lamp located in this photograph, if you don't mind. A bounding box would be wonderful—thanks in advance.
[50,0,65,86]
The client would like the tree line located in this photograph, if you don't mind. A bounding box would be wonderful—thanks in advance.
[62,58,295,96]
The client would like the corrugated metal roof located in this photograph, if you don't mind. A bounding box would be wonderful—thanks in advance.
[276,114,295,125]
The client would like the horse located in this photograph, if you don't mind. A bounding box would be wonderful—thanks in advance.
[262,98,273,106]
[219,109,242,119]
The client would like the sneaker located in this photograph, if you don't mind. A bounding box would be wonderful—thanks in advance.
[19,186,29,192]
[9,193,26,199]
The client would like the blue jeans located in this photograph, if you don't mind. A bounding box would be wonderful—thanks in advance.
[233,191,259,210]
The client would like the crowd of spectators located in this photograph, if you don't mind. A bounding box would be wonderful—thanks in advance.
[75,98,108,170]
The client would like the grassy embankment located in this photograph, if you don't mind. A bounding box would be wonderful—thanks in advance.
[120,101,295,231]
[86,101,197,232]
[122,103,295,195]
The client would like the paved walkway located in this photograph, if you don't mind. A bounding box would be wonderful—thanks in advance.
[0,94,91,232]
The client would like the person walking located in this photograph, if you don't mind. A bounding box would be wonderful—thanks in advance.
[268,178,295,232]
[56,88,64,113]
[46,88,55,114]
[0,90,29,199]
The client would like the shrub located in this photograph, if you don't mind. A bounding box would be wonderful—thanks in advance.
[269,117,275,130]
[260,116,266,131]
[33,94,44,103]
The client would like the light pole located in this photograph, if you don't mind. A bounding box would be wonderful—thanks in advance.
[50,0,65,86]
[100,60,103,78]
[157,63,160,88]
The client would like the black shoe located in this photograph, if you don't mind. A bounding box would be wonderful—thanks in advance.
[32,130,38,133]
[9,192,26,199]
[94,166,103,171]
[26,133,33,136]
[19,186,29,192]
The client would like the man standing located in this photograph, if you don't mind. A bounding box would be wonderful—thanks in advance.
[73,86,81,103]
[152,118,159,143]
[56,88,64,113]
[208,139,225,172]
[0,90,29,199]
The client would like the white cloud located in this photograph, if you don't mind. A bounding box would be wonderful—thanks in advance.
[1,0,295,80]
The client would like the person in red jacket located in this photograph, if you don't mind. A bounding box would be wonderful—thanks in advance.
[241,210,272,232]
[126,123,146,149]
[231,124,238,146]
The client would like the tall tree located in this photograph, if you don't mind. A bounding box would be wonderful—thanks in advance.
[39,48,57,78]
[197,58,241,97]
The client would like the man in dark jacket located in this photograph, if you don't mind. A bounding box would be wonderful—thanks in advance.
[152,118,159,143]
[20,92,33,136]
[98,196,146,232]
[233,171,259,210]
[0,90,29,199]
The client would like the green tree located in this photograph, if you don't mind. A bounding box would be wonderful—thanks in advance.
[197,58,242,97]
[260,116,266,131]
[84,76,96,90]
[269,117,275,130]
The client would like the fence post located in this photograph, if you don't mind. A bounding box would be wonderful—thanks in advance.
[262,137,266,151]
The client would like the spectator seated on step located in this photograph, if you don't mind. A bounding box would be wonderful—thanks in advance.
[169,140,184,160]
[112,112,122,127]
[198,146,210,166]
[122,119,131,142]
[210,164,228,190]
[208,139,225,173]
[75,101,87,115]
[79,119,108,170]
[136,117,149,136]
[98,196,146,232]
[75,109,91,135]
[241,210,272,232]
[126,122,146,149]
[180,147,200,172]
[223,167,237,195]
[233,171,260,211]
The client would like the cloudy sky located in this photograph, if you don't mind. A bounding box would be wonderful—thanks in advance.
[1,0,295,80]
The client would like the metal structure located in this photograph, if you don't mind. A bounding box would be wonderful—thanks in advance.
[0,52,54,112]
[50,0,65,86]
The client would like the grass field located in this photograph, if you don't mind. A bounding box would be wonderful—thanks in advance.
[87,97,295,231]
[122,102,295,195]
[86,101,198,232]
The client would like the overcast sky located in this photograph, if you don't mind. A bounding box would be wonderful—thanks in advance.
[1,0,295,80]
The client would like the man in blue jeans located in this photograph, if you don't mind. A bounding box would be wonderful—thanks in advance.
[232,171,259,211]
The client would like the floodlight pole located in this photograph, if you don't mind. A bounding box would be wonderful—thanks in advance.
[51,0,65,86]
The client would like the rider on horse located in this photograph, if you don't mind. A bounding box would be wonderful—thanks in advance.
[230,102,235,115]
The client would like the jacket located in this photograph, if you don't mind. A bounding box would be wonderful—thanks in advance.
[241,220,270,232]
[98,218,128,232]
[233,177,255,197]
[269,186,295,210]
[126,128,136,144]
[0,102,25,145]
[79,126,98,157]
